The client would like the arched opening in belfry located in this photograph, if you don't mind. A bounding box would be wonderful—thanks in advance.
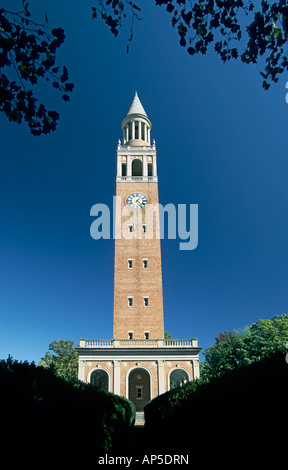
[148,162,153,177]
[132,158,142,177]
[141,122,145,141]
[128,122,132,140]
[169,369,189,389]
[135,121,139,139]
[128,367,151,411]
[90,369,109,392]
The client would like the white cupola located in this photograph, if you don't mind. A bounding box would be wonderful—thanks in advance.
[121,92,152,146]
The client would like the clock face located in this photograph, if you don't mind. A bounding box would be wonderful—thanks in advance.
[126,192,148,209]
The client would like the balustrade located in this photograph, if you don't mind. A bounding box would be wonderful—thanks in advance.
[80,338,198,348]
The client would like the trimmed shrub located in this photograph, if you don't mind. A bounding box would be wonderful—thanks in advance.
[145,351,288,450]
[0,357,135,450]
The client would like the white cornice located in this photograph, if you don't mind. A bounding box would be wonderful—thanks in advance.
[117,145,156,155]
[78,353,200,361]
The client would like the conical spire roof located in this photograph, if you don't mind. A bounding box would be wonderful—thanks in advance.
[126,92,147,117]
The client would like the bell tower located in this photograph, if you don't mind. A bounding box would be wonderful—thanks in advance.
[77,93,201,416]
[113,92,164,340]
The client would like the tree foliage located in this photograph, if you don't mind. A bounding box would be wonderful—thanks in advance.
[39,339,78,382]
[92,0,288,89]
[164,331,173,339]
[202,313,288,380]
[0,1,73,135]
[2,1,288,135]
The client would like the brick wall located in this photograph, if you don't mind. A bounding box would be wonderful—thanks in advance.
[113,181,165,339]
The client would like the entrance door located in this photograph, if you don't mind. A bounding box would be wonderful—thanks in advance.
[128,368,151,411]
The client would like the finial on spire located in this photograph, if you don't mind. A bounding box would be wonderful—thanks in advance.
[125,92,147,117]
[121,92,152,145]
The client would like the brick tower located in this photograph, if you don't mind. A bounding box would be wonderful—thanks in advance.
[113,92,164,340]
[77,93,201,415]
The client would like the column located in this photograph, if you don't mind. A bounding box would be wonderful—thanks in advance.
[144,124,147,143]
[78,360,85,382]
[192,359,200,380]
[127,155,132,178]
[125,126,129,143]
[157,360,165,395]
[132,121,135,140]
[143,155,148,178]
[113,360,121,395]
[148,128,151,145]
[152,155,157,177]
[117,155,122,177]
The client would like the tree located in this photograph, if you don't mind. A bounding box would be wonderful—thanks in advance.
[3,1,288,136]
[202,313,288,380]
[39,340,78,382]
[92,0,288,90]
[247,314,288,357]
[164,331,173,339]
[0,1,73,136]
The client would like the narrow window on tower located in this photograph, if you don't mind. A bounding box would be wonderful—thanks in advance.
[128,259,133,269]
[128,297,133,307]
[128,332,133,340]
[121,163,127,177]
[143,259,148,269]
[128,224,133,233]
[145,332,149,340]
[144,297,149,307]
[142,225,147,234]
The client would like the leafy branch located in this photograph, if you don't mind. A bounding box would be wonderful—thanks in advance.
[91,0,142,53]
[91,0,288,89]
[0,1,74,136]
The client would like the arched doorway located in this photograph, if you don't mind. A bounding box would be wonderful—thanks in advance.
[132,158,142,176]
[169,368,189,389]
[128,367,151,411]
[90,369,109,392]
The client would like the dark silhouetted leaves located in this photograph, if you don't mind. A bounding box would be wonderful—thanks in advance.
[62,94,70,102]
[91,0,288,90]
[0,5,73,135]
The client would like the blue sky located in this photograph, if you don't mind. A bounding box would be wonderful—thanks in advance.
[1,1,288,363]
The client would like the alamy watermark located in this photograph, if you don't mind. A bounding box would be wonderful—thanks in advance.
[90,197,198,251]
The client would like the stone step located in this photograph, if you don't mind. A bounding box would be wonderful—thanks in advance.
[135,412,145,426]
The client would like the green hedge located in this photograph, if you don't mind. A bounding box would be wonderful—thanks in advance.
[0,357,135,450]
[144,351,288,450]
